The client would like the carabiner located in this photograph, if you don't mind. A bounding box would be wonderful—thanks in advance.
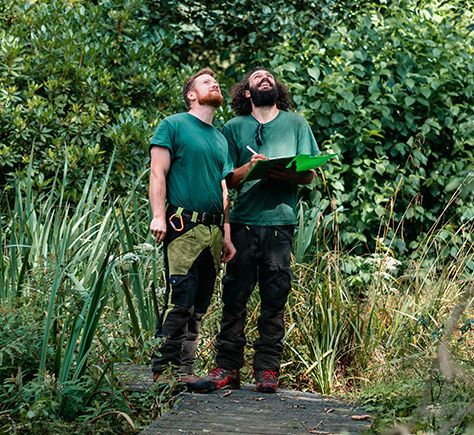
[169,213,184,231]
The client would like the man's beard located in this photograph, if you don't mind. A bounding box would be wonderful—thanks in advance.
[249,84,278,107]
[197,90,223,108]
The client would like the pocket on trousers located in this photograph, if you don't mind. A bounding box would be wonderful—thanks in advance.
[261,265,293,311]
[276,265,294,284]
[274,225,295,243]
[262,263,294,285]
[169,274,194,308]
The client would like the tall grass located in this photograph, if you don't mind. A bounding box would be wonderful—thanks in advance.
[281,178,473,396]
[0,155,161,389]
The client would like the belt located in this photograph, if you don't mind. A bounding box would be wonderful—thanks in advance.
[167,205,224,231]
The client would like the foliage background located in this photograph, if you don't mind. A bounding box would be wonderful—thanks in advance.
[1,0,472,253]
[0,0,473,433]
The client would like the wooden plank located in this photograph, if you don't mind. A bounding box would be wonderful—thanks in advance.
[139,385,371,434]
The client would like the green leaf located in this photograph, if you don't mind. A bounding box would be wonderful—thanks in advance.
[405,96,416,106]
[308,67,320,81]
[281,62,297,73]
[331,112,345,124]
[420,87,431,98]
[375,163,386,175]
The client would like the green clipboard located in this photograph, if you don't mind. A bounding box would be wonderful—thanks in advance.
[241,153,336,184]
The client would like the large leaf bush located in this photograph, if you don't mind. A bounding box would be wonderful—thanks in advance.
[0,0,184,198]
[1,0,472,254]
[271,3,473,253]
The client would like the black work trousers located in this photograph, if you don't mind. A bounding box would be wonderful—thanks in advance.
[215,224,294,372]
[151,218,222,375]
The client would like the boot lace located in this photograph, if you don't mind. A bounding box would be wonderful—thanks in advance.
[209,367,226,378]
[261,370,277,381]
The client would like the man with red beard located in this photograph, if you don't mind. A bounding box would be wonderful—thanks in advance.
[149,68,236,381]
[190,68,319,393]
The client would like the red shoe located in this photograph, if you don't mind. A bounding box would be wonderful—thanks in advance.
[255,369,279,393]
[186,367,240,393]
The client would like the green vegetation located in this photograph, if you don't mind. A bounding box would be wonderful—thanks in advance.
[1,0,473,433]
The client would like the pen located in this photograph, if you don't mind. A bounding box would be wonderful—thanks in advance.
[246,145,258,155]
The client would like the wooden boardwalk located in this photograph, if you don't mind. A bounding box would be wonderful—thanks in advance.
[116,365,371,434]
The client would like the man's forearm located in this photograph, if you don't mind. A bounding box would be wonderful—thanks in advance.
[221,179,236,262]
[149,147,170,243]
[222,179,231,226]
[267,168,316,185]
[227,153,267,188]
[227,163,251,188]
[223,199,231,240]
[149,171,167,219]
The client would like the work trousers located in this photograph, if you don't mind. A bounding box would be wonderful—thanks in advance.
[215,224,294,371]
[151,217,223,375]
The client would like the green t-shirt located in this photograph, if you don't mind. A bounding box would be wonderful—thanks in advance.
[151,112,233,214]
[222,111,319,225]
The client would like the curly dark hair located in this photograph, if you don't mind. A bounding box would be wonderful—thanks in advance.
[230,68,292,116]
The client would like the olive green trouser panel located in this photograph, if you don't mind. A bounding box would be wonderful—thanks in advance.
[161,224,223,325]
[166,224,223,277]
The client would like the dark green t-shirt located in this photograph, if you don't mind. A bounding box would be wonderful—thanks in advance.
[222,111,319,225]
[151,112,233,214]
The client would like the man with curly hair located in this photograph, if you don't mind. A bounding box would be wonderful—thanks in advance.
[190,68,319,393]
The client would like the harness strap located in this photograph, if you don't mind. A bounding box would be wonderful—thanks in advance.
[175,207,183,218]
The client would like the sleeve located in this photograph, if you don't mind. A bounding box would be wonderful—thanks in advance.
[222,139,234,179]
[150,119,176,160]
[222,123,240,167]
[297,118,320,156]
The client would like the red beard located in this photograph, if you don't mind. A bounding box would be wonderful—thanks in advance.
[197,89,223,108]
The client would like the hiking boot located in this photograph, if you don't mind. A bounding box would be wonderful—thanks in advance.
[186,367,240,393]
[254,369,279,393]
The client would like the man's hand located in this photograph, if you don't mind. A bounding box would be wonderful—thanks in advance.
[267,164,291,180]
[267,167,315,184]
[295,170,316,184]
[249,153,268,167]
[226,153,268,188]
[150,217,167,243]
[221,237,236,263]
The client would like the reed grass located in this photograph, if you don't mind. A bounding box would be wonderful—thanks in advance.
[0,155,161,388]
